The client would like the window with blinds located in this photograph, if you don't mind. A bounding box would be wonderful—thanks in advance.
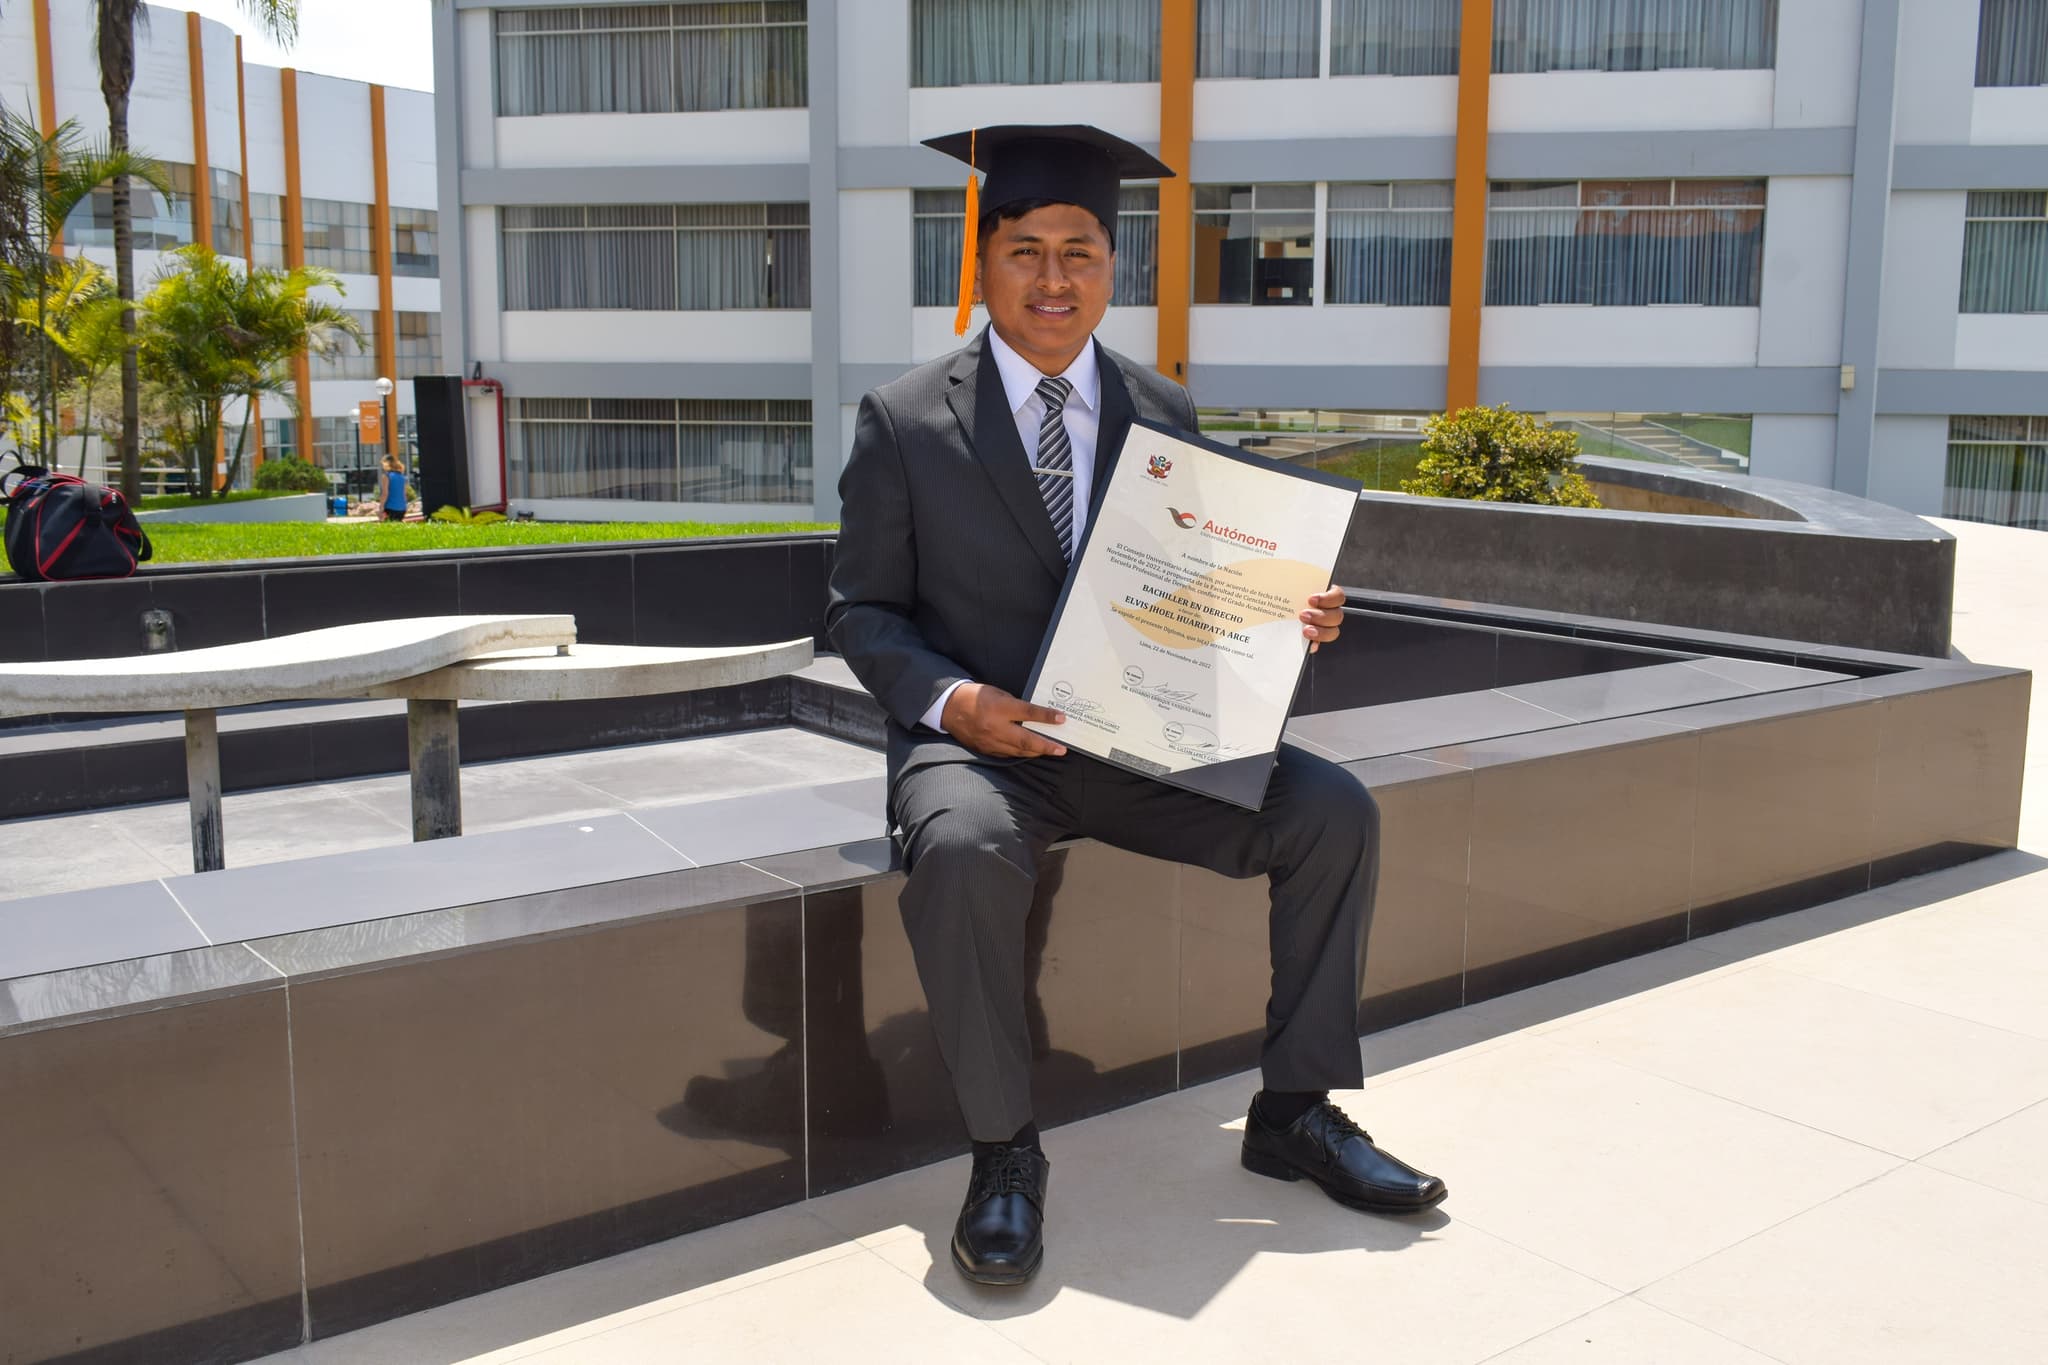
[1325,182,1454,305]
[910,0,1160,85]
[911,187,1158,306]
[1492,0,1777,73]
[1960,191,2048,314]
[1484,179,1766,306]
[1331,0,1461,76]
[495,3,808,116]
[509,397,813,504]
[1946,416,2048,530]
[501,203,811,310]
[1976,0,2048,86]
[1198,0,1319,78]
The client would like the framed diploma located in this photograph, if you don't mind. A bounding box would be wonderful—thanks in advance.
[1022,419,1360,810]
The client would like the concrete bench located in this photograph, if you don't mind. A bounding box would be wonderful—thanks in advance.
[0,616,812,872]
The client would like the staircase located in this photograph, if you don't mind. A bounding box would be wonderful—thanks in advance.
[1598,420,1750,474]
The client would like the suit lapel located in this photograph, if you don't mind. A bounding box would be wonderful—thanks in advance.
[1089,340,1139,527]
[944,331,1069,582]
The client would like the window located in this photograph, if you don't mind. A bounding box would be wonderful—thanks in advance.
[910,0,1159,85]
[501,203,810,310]
[1493,0,1778,74]
[263,416,367,472]
[1193,183,1315,304]
[392,206,439,277]
[63,162,196,250]
[495,3,807,116]
[1199,407,1431,490]
[250,191,287,267]
[1960,191,2048,314]
[303,198,375,274]
[1484,179,1766,306]
[509,397,813,504]
[394,311,442,379]
[911,186,1157,306]
[1553,411,1753,473]
[211,168,245,257]
[1325,182,1453,305]
[1199,0,1319,77]
[1946,416,2048,529]
[1977,0,2048,86]
[1331,0,1461,76]
[313,308,380,381]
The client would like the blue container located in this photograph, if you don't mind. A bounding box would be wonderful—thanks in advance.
[330,496,347,517]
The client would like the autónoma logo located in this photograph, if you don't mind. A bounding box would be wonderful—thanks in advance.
[1168,507,1198,529]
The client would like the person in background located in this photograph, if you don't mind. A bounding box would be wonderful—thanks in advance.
[376,453,409,522]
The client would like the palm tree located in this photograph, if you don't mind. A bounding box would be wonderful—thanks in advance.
[139,244,360,496]
[94,0,300,501]
[0,105,165,463]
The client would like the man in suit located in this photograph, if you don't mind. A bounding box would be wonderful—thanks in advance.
[827,125,1445,1287]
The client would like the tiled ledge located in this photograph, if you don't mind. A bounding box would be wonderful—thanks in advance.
[0,649,2029,1364]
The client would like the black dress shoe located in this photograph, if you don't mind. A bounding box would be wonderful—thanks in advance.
[951,1145,1050,1286]
[1242,1098,1447,1213]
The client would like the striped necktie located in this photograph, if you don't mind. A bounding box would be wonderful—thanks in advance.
[1033,375,1076,560]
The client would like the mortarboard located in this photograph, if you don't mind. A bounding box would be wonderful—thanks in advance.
[922,124,1176,336]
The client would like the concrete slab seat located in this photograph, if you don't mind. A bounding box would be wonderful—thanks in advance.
[0,616,812,873]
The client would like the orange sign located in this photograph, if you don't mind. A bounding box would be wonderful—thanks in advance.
[357,398,383,445]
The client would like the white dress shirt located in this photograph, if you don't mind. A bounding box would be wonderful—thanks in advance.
[918,330,1102,734]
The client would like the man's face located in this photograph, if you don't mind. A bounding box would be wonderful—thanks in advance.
[975,201,1115,375]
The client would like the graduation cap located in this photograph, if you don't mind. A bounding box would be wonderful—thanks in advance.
[923,124,1176,337]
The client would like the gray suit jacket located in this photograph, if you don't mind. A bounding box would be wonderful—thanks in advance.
[826,329,1199,780]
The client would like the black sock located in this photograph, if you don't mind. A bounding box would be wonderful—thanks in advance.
[1253,1089,1326,1129]
[972,1121,1041,1159]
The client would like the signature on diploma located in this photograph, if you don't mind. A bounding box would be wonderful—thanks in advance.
[1128,682,1199,705]
[1046,681,1104,716]
[1161,722,1247,762]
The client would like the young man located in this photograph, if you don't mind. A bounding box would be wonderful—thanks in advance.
[826,125,1445,1287]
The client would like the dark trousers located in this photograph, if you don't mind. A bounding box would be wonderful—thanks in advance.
[892,745,1379,1142]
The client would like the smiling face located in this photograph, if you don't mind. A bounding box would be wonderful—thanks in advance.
[975,201,1116,376]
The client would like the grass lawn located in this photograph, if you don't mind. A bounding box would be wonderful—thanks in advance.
[1315,445,1426,492]
[125,519,836,564]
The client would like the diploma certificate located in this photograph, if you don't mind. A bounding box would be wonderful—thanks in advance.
[1022,419,1360,810]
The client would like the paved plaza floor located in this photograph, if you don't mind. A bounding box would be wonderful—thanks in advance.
[9,520,2043,1364]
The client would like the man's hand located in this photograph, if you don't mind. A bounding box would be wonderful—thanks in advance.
[1301,585,1348,654]
[942,682,1068,758]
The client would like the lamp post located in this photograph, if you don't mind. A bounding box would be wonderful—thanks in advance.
[374,375,395,466]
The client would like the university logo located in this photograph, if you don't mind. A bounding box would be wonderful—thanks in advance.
[1145,453,1172,480]
[1168,507,1198,529]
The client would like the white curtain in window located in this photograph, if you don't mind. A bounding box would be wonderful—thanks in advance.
[912,189,1155,306]
[1326,183,1454,304]
[1198,0,1320,77]
[1493,0,1777,73]
[1485,181,1765,306]
[1332,0,1462,76]
[1945,418,2048,529]
[503,205,808,310]
[911,0,1160,85]
[496,5,807,115]
[1960,192,2048,312]
[1977,0,2048,86]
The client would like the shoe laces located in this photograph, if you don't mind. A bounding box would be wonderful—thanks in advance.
[970,1145,1044,1202]
[1311,1099,1372,1146]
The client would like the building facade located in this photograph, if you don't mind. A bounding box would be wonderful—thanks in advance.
[2,0,442,490]
[431,0,2048,529]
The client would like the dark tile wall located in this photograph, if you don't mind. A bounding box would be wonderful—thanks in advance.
[285,895,805,1337]
[0,988,302,1365]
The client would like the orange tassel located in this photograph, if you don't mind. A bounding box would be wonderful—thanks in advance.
[953,128,979,337]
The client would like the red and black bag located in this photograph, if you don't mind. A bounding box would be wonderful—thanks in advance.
[1,462,152,582]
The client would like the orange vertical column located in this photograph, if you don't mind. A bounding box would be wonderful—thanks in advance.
[1444,0,1494,413]
[369,84,399,455]
[281,68,315,454]
[186,11,214,248]
[236,36,263,468]
[32,0,60,251]
[1155,0,1195,384]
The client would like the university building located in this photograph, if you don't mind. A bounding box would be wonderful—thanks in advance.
[429,0,2047,528]
[1,0,442,487]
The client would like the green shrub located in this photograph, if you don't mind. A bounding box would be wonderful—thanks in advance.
[428,505,506,525]
[252,456,331,493]
[1401,405,1601,508]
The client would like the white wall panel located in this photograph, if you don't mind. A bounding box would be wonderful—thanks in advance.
[384,87,439,207]
[1490,71,1774,132]
[1773,0,1862,128]
[1866,414,1947,516]
[1750,414,1836,486]
[839,0,910,147]
[127,7,197,164]
[388,276,441,312]
[1758,176,1852,366]
[1893,0,1976,143]
[495,110,808,168]
[1190,306,1448,368]
[907,84,1158,145]
[1194,75,1455,140]
[501,310,811,364]
[839,190,911,363]
[199,21,239,172]
[1954,315,2048,370]
[1479,308,1760,366]
[1970,87,2048,144]
[1876,191,1965,369]
[0,5,36,116]
[466,205,501,362]
[243,66,287,193]
[460,8,495,170]
[294,75,373,201]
